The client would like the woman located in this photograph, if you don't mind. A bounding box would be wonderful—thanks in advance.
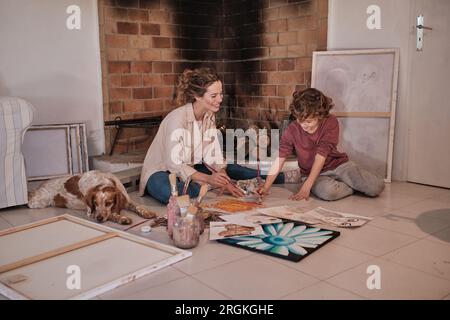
[139,67,285,204]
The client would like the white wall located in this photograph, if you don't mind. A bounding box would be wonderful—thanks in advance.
[328,0,413,181]
[0,0,105,156]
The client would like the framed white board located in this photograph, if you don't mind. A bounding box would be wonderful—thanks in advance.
[22,125,72,180]
[311,49,399,182]
[23,123,90,181]
[0,215,191,300]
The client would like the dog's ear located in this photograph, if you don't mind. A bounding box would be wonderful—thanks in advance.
[112,191,128,213]
[85,185,101,214]
[108,177,118,188]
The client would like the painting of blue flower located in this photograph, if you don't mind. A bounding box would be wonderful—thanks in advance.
[218,221,340,262]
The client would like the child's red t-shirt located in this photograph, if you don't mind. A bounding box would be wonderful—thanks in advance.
[279,115,349,175]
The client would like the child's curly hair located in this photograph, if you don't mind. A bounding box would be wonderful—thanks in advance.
[289,88,334,121]
[175,67,221,107]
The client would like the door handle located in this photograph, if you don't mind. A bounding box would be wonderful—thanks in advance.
[416,14,432,51]
[417,25,433,30]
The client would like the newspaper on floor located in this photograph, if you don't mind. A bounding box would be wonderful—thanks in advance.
[256,206,372,228]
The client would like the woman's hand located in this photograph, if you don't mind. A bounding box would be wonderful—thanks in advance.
[207,172,231,188]
[225,183,245,198]
[289,182,312,201]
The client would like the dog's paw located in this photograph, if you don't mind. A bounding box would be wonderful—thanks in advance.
[119,216,132,225]
[135,205,157,219]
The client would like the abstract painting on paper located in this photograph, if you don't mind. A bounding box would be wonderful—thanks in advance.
[218,221,340,262]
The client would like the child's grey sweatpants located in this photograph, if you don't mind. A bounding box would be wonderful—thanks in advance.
[302,161,385,201]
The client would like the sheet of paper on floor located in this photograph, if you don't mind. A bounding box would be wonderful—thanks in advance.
[257,206,372,228]
[209,221,265,240]
[219,212,282,227]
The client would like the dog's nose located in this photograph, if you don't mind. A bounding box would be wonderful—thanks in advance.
[96,215,103,222]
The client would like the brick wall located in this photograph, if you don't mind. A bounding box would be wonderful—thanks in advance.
[98,0,327,154]
[223,0,328,130]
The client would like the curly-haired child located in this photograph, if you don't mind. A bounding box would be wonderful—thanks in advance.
[258,88,385,201]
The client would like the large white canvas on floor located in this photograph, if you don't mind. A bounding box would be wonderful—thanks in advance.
[0,215,191,300]
[312,49,399,182]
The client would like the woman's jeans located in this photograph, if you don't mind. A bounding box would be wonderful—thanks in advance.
[146,164,285,204]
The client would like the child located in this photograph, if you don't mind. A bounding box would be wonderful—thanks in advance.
[258,88,385,201]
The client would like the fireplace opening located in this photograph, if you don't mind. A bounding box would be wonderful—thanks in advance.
[98,0,328,157]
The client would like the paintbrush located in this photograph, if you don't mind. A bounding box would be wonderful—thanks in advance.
[203,162,241,189]
[175,195,190,212]
[182,177,191,195]
[255,162,263,204]
[256,161,262,185]
[195,184,209,207]
[169,173,178,197]
[167,173,180,238]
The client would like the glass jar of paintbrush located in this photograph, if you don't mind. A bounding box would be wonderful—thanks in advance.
[173,207,200,249]
[167,174,208,248]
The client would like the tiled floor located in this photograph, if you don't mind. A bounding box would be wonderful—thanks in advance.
[0,182,449,300]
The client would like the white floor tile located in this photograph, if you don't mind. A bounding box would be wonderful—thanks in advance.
[384,182,445,200]
[128,191,168,217]
[0,207,70,227]
[383,239,450,280]
[426,189,450,204]
[327,258,450,299]
[354,191,423,210]
[399,200,450,221]
[370,212,450,238]
[282,281,366,300]
[333,225,418,256]
[0,216,12,230]
[99,266,186,299]
[172,237,254,275]
[262,243,373,280]
[318,196,390,218]
[426,227,450,246]
[115,276,229,300]
[192,255,318,299]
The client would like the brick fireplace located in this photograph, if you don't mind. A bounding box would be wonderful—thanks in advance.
[98,0,328,155]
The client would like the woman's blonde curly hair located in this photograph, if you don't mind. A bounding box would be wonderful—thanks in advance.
[289,88,334,121]
[175,67,221,107]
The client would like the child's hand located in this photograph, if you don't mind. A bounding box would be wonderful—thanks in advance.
[289,183,312,201]
[256,185,270,197]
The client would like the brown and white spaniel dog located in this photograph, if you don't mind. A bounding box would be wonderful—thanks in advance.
[27,170,156,225]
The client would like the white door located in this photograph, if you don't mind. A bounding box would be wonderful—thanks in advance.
[407,0,450,188]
